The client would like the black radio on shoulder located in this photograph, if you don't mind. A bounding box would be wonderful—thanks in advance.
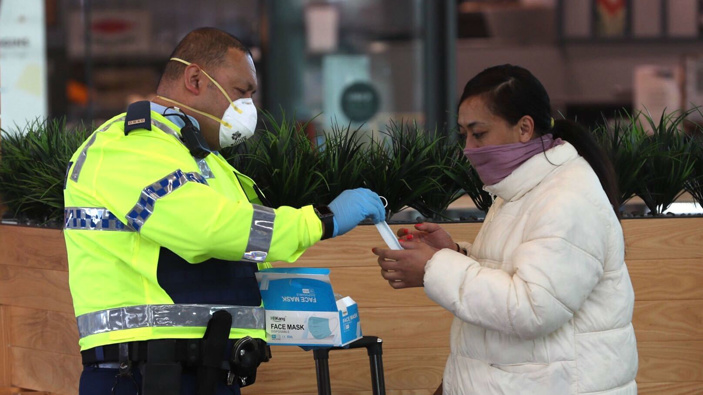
[179,115,211,159]
[125,101,211,159]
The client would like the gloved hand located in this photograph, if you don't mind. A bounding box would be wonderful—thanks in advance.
[328,188,386,237]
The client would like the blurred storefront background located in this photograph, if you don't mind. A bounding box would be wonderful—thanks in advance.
[0,0,702,135]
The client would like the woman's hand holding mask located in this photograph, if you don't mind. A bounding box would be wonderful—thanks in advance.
[373,237,439,289]
[397,222,455,251]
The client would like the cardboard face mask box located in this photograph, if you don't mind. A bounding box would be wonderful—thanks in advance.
[255,267,362,347]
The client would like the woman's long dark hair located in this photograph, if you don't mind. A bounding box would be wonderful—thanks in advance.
[459,64,621,218]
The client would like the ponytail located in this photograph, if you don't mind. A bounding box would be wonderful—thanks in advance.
[551,119,621,219]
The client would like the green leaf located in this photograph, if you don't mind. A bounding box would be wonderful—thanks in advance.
[0,118,93,225]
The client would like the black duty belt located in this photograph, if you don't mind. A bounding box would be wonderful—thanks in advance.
[81,339,270,367]
[86,312,270,392]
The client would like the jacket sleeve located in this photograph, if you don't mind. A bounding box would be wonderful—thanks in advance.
[91,132,322,264]
[423,190,608,340]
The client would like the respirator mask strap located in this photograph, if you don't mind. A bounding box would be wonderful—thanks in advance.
[169,57,243,128]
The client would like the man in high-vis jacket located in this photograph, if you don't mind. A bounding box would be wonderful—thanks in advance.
[64,27,386,395]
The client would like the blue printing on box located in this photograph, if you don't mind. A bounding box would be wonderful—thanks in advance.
[256,268,362,346]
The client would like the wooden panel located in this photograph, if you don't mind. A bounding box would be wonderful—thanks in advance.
[0,389,53,395]
[633,300,703,342]
[244,389,433,395]
[441,222,482,244]
[0,226,67,272]
[621,218,703,261]
[266,307,453,354]
[324,267,436,308]
[10,348,80,395]
[0,219,700,269]
[0,266,73,314]
[636,341,703,382]
[251,346,447,394]
[638,382,703,395]
[244,390,433,395]
[356,307,452,350]
[291,218,703,265]
[0,307,9,387]
[293,223,483,268]
[248,392,434,395]
[629,258,703,301]
[294,226,407,268]
[0,389,51,395]
[8,307,79,356]
[0,219,701,394]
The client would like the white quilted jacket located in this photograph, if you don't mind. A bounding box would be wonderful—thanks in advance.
[424,143,638,394]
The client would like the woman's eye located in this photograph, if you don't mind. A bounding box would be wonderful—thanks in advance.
[472,132,485,140]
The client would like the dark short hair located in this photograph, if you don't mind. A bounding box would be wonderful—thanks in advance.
[160,27,250,83]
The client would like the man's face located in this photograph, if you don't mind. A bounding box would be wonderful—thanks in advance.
[198,48,258,150]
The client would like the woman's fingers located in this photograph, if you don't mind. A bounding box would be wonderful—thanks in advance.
[380,267,404,281]
[415,222,442,233]
[388,280,409,289]
[378,256,403,271]
[373,241,434,289]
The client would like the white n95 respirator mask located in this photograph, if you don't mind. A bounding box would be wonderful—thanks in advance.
[158,57,258,149]
[218,97,257,148]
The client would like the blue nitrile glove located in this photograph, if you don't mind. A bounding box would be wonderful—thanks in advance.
[328,188,386,237]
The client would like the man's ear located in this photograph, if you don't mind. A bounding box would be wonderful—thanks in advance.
[183,64,202,95]
[518,115,535,143]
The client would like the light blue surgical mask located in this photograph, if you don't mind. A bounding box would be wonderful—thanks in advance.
[308,317,332,339]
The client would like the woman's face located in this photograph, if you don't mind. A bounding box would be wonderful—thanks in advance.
[458,95,526,149]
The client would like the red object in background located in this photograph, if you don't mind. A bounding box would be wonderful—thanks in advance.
[597,0,626,16]
[92,19,134,34]
[67,80,89,106]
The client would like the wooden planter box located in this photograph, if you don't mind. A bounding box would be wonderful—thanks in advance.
[1,218,702,395]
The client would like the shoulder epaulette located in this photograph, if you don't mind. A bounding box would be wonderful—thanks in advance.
[124,101,152,135]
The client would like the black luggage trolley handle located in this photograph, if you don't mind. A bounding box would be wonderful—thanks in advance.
[312,336,386,395]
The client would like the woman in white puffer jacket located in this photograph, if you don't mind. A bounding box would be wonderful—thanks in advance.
[373,65,637,394]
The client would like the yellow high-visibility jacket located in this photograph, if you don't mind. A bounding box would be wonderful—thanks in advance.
[64,106,323,351]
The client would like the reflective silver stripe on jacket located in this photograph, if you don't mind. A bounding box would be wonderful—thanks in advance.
[64,207,133,231]
[153,118,215,179]
[76,304,265,339]
[196,158,215,179]
[242,205,275,262]
[70,117,126,183]
[152,118,180,141]
[126,169,208,232]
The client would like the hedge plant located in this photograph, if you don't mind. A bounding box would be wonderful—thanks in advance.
[221,111,325,209]
[0,118,92,226]
[635,110,698,215]
[593,109,700,215]
[685,136,703,208]
[2,109,701,227]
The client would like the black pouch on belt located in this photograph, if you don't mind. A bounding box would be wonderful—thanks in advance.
[141,339,182,395]
[197,310,233,395]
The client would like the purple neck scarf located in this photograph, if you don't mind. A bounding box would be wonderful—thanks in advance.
[464,134,563,186]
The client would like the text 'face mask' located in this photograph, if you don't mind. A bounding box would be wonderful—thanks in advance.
[160,57,258,148]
